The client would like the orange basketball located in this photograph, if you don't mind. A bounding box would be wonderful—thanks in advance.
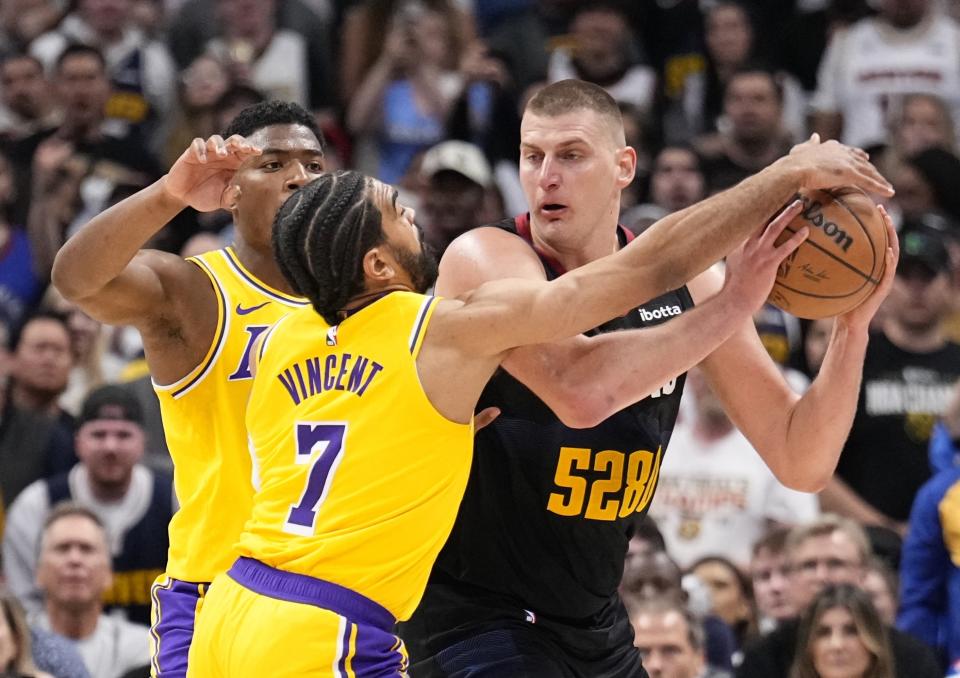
[767,187,887,319]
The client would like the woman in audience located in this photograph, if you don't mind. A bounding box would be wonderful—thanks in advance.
[0,591,50,678]
[690,555,759,656]
[790,585,894,678]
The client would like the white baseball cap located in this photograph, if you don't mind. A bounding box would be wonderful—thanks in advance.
[421,140,492,188]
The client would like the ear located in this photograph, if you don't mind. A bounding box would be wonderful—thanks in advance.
[616,146,638,190]
[362,245,397,284]
[221,183,241,211]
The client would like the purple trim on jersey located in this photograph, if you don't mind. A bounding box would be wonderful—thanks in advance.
[227,557,395,630]
[408,296,435,354]
[222,247,309,306]
[150,578,207,678]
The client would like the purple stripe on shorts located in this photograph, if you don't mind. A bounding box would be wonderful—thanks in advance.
[227,557,395,631]
[151,578,207,678]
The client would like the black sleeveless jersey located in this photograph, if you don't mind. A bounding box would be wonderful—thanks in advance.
[427,215,694,620]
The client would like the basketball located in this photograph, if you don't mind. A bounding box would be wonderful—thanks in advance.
[767,187,887,319]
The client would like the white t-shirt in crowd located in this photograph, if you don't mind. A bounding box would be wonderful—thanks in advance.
[650,410,819,569]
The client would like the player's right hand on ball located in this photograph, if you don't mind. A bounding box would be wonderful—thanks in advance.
[722,198,808,313]
[163,135,262,212]
[787,133,894,198]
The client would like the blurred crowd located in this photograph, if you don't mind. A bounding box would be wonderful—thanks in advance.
[0,0,959,677]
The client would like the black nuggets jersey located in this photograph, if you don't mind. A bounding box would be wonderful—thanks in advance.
[404,216,693,664]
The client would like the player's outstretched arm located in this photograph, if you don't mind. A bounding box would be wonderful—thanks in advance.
[699,207,899,493]
[437,203,808,428]
[51,135,260,327]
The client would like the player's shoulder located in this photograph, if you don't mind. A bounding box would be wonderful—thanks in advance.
[438,222,547,295]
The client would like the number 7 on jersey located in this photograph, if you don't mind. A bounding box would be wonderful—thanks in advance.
[283,422,348,535]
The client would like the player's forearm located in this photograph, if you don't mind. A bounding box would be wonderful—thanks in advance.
[510,288,754,427]
[773,320,869,491]
[51,177,185,301]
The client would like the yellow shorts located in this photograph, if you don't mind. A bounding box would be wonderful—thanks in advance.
[187,558,408,677]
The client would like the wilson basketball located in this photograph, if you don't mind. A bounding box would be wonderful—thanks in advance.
[767,187,887,319]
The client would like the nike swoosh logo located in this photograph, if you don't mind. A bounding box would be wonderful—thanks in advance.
[236,302,270,316]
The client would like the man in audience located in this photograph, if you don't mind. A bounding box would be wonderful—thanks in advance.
[632,598,731,678]
[32,504,149,678]
[737,514,940,677]
[0,310,76,510]
[0,53,59,143]
[749,526,795,634]
[3,385,173,624]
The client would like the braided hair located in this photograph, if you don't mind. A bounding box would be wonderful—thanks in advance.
[273,170,385,325]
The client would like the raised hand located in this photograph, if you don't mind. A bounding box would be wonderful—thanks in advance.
[836,204,899,330]
[721,199,808,313]
[786,133,894,198]
[162,135,261,212]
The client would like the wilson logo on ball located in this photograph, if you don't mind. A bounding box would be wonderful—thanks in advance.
[799,197,854,252]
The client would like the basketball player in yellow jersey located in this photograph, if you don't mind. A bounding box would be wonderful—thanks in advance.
[51,102,325,678]
[184,163,833,676]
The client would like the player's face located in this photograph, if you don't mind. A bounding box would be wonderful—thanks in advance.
[231,123,325,251]
[788,533,864,610]
[76,420,144,489]
[371,180,438,293]
[751,548,794,621]
[633,611,705,678]
[37,516,112,609]
[809,607,874,678]
[519,109,634,251]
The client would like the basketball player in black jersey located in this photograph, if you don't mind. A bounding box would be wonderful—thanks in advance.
[401,80,898,677]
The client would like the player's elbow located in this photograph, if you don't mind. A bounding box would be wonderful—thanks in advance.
[773,460,833,494]
[50,249,87,302]
[551,388,616,429]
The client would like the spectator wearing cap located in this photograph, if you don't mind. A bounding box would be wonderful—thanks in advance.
[418,140,497,258]
[820,224,960,541]
[31,504,148,678]
[2,385,173,625]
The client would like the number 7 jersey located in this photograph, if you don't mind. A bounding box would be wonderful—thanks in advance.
[236,291,473,621]
[155,247,309,583]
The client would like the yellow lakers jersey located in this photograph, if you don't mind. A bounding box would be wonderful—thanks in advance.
[155,247,308,582]
[238,291,473,620]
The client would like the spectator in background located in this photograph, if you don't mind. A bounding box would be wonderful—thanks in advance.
[862,557,898,627]
[162,54,232,169]
[0,53,59,143]
[3,385,172,625]
[347,0,467,183]
[896,379,960,669]
[680,2,806,144]
[891,148,960,226]
[789,585,895,678]
[689,556,758,656]
[820,225,960,536]
[32,505,148,678]
[632,597,732,678]
[0,147,43,329]
[811,0,960,149]
[0,0,66,53]
[0,310,76,511]
[338,0,473,105]
[890,95,957,159]
[650,367,818,569]
[0,591,52,678]
[546,2,656,116]
[2,590,91,678]
[29,0,177,148]
[695,67,793,193]
[204,0,310,108]
[418,139,496,257]
[167,0,335,114]
[737,515,940,678]
[622,145,705,235]
[750,526,795,634]
[16,46,161,273]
